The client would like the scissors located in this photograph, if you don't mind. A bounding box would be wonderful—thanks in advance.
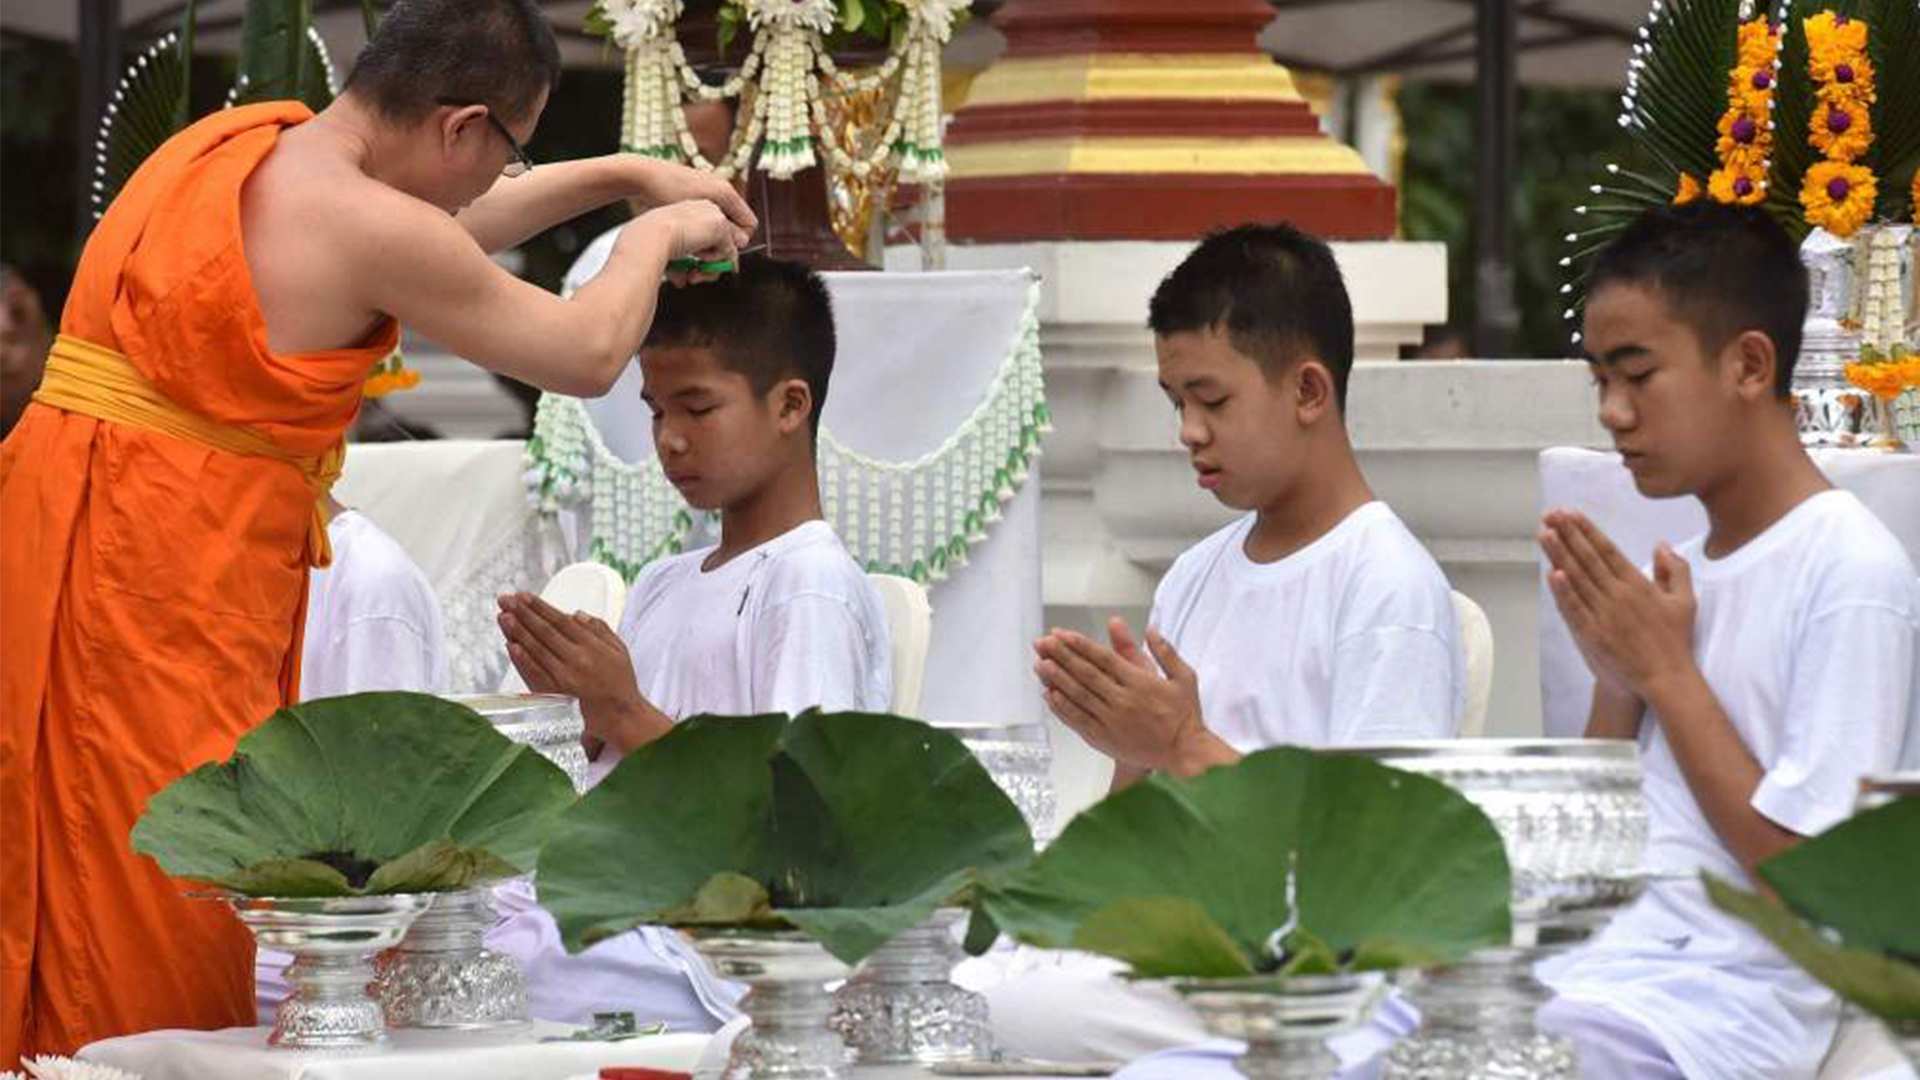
[665,179,773,275]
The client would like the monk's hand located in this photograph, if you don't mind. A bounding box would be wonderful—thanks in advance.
[628,158,758,236]
[497,593,646,743]
[1034,618,1229,777]
[1539,510,1698,703]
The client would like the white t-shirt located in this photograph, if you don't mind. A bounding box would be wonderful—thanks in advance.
[1539,489,1920,1080]
[491,519,892,1029]
[1148,501,1464,752]
[298,510,448,700]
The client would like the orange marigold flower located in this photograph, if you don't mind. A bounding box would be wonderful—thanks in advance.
[1911,169,1919,224]
[1715,106,1771,162]
[1809,97,1873,162]
[1809,50,1875,101]
[1804,11,1868,65]
[1709,164,1767,206]
[1674,172,1704,205]
[1728,64,1778,109]
[1736,18,1779,68]
[1801,161,1877,237]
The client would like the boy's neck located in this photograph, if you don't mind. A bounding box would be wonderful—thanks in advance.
[1246,434,1375,563]
[1695,414,1831,559]
[710,451,825,568]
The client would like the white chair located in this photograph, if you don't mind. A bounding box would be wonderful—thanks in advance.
[1452,590,1495,738]
[867,573,932,717]
[497,561,631,693]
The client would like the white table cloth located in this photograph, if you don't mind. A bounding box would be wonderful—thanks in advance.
[1537,447,1920,737]
[76,1023,707,1080]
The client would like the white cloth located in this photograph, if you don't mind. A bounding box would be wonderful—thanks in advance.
[564,235,1046,740]
[489,519,892,1033]
[1537,489,1920,1080]
[1538,447,1920,737]
[1149,502,1465,751]
[75,1023,707,1080]
[974,502,1463,1065]
[298,510,449,701]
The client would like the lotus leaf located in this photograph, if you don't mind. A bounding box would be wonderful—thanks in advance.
[977,746,1512,977]
[131,692,577,896]
[1758,797,1920,958]
[535,711,1034,965]
[1704,875,1920,1022]
[1704,796,1920,1022]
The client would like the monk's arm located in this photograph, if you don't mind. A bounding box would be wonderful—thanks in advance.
[353,193,688,396]
[455,155,754,254]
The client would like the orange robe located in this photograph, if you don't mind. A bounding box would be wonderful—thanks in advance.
[0,101,398,1063]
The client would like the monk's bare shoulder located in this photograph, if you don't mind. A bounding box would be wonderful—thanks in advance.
[242,133,474,354]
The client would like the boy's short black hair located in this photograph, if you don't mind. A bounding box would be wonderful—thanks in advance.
[645,256,836,438]
[346,0,561,126]
[1148,222,1356,410]
[1584,203,1807,397]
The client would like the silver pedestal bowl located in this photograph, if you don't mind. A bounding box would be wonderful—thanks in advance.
[1163,974,1386,1080]
[225,894,432,1049]
[1333,739,1648,1080]
[691,930,854,1080]
[372,887,528,1029]
[443,692,591,793]
[830,908,991,1064]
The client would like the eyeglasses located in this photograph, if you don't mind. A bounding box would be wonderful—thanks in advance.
[437,98,534,178]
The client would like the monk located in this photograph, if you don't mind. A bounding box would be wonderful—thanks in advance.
[0,0,754,1062]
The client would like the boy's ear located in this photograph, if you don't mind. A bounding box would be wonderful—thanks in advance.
[1295,359,1337,424]
[774,377,814,436]
[1723,329,1778,402]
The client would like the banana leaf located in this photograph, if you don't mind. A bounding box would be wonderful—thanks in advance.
[131,692,577,897]
[534,711,1035,965]
[976,747,1512,978]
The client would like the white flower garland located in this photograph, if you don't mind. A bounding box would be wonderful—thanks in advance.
[525,279,1049,583]
[597,0,962,182]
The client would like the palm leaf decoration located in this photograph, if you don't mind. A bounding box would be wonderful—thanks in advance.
[93,0,368,219]
[1560,0,1920,343]
[1558,0,1743,344]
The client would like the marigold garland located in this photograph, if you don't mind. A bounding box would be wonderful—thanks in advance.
[1800,11,1877,237]
[1674,172,1704,205]
[363,349,422,399]
[1708,17,1778,208]
[1844,351,1920,402]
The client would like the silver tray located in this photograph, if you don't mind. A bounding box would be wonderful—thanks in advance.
[443,692,590,792]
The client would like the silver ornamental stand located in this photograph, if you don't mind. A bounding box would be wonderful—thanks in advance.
[692,930,855,1080]
[1793,225,1917,448]
[1166,974,1387,1080]
[227,894,432,1049]
[373,887,528,1029]
[1335,740,1649,1080]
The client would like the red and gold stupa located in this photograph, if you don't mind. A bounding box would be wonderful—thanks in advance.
[943,0,1396,242]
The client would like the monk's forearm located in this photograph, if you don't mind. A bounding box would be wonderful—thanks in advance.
[457,155,642,254]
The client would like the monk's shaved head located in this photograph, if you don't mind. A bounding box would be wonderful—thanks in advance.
[345,0,561,127]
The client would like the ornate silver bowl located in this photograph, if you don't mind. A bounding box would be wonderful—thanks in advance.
[1162,973,1386,1080]
[830,908,991,1064]
[690,929,854,1080]
[1334,739,1649,1080]
[223,893,431,1049]
[949,722,1057,845]
[443,692,590,792]
[372,887,527,1030]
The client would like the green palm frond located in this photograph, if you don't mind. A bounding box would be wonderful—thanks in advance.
[92,26,194,220]
[1559,0,1745,344]
[1866,0,1920,219]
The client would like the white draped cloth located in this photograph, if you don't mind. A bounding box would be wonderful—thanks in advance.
[1537,447,1920,737]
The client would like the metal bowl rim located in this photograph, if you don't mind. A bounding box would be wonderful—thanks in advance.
[1325,738,1639,762]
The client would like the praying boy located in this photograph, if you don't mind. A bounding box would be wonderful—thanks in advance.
[487,256,892,1032]
[996,223,1464,1062]
[1535,203,1920,1078]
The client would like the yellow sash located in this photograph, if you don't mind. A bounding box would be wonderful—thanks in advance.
[32,333,340,568]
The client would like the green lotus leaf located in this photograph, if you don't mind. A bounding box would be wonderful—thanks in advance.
[1704,874,1920,1022]
[535,711,1035,965]
[979,746,1511,976]
[131,692,577,897]
[1758,798,1920,958]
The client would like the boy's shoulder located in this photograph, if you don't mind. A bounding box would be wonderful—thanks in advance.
[1761,490,1920,612]
[1165,503,1443,586]
[327,511,434,601]
[753,520,876,602]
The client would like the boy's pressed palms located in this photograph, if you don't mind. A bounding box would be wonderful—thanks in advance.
[497,592,657,745]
